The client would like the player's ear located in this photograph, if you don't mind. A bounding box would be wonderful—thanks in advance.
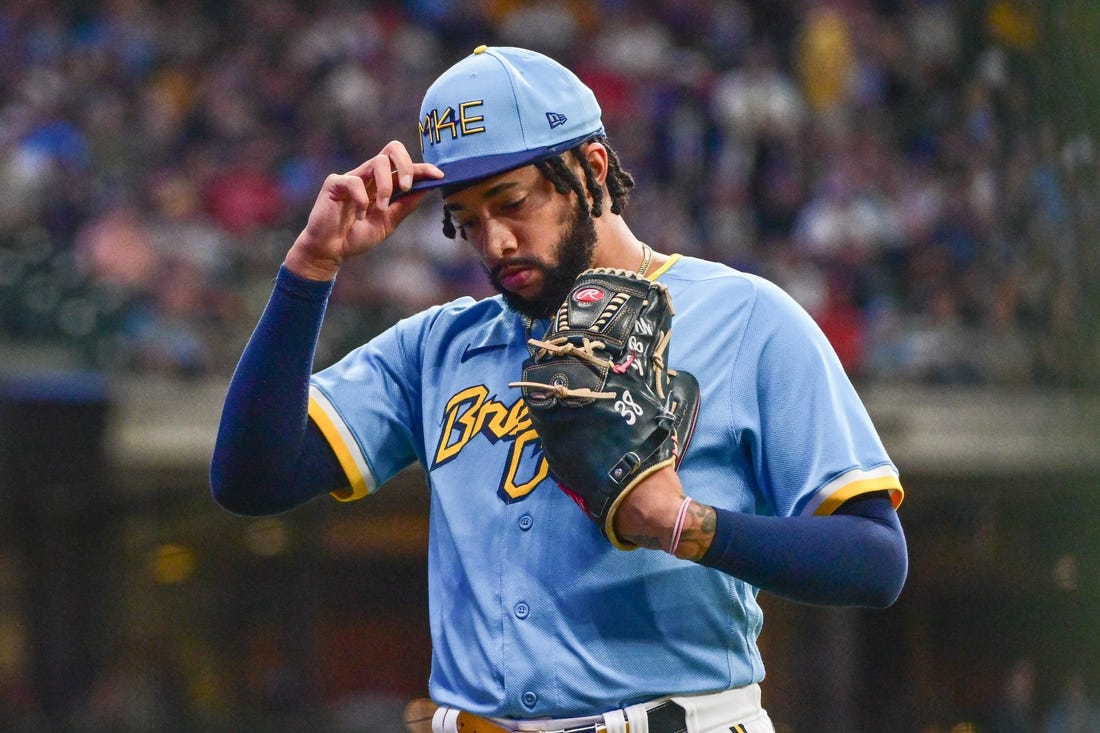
[581,141,609,186]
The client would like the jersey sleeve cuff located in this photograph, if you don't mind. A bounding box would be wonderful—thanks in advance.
[276,264,337,300]
[801,465,903,516]
[307,384,376,502]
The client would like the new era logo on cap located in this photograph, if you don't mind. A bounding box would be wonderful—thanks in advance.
[546,112,568,129]
[408,45,605,196]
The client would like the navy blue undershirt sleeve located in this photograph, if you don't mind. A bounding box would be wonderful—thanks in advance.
[697,492,908,608]
[210,266,347,516]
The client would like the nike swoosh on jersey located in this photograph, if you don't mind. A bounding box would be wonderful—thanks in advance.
[460,342,508,363]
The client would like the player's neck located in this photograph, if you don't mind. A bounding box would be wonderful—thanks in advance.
[590,216,664,274]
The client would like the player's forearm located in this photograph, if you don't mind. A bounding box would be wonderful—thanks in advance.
[210,266,336,515]
[695,494,908,608]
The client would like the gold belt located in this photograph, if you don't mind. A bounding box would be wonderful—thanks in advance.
[404,698,688,733]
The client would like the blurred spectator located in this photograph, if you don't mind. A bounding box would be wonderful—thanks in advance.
[1044,670,1100,733]
[711,39,806,145]
[71,637,184,733]
[795,4,857,117]
[201,138,286,235]
[74,204,157,291]
[989,658,1039,733]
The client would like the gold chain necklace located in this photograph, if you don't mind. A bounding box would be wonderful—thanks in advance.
[638,243,652,277]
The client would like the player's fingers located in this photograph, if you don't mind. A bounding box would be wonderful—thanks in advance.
[340,154,395,210]
[412,161,445,184]
[380,140,419,192]
[348,143,444,200]
[347,142,415,201]
[324,172,371,210]
[363,154,398,210]
[380,147,445,191]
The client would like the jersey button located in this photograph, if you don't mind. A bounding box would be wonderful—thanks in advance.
[513,602,529,619]
[518,514,533,531]
[521,691,538,709]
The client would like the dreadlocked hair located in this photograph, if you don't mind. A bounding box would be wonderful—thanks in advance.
[441,135,635,239]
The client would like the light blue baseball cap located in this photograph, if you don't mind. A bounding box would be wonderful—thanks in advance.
[408,45,604,196]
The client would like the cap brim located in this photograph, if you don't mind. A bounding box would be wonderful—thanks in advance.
[396,129,603,200]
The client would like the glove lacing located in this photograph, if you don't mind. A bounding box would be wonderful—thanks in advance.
[527,335,609,365]
[510,327,677,401]
[509,335,618,399]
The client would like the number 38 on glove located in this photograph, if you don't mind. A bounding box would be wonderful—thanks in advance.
[509,268,700,549]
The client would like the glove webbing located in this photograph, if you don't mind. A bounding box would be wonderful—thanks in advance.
[511,324,676,401]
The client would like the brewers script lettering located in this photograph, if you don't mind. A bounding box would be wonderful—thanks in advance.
[433,384,549,501]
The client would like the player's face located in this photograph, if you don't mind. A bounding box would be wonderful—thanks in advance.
[494,199,596,319]
[444,165,597,319]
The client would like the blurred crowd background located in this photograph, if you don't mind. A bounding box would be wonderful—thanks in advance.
[1,0,1098,387]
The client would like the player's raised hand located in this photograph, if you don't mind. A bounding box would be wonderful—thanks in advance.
[285,140,444,281]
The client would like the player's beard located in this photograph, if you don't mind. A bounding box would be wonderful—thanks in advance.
[488,201,597,320]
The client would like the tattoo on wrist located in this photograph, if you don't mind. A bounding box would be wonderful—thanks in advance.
[674,503,716,560]
[633,534,663,550]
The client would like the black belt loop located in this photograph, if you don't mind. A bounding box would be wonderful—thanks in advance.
[645,700,688,733]
[566,700,687,733]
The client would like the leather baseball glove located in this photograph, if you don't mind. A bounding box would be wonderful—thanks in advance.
[510,267,700,549]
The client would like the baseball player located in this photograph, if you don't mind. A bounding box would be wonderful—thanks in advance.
[211,46,907,732]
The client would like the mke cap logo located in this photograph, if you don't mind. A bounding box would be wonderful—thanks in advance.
[573,287,604,303]
[420,101,487,148]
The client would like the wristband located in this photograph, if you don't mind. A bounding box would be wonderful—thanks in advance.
[668,497,693,555]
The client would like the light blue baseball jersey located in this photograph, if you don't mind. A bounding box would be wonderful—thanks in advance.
[308,254,903,718]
